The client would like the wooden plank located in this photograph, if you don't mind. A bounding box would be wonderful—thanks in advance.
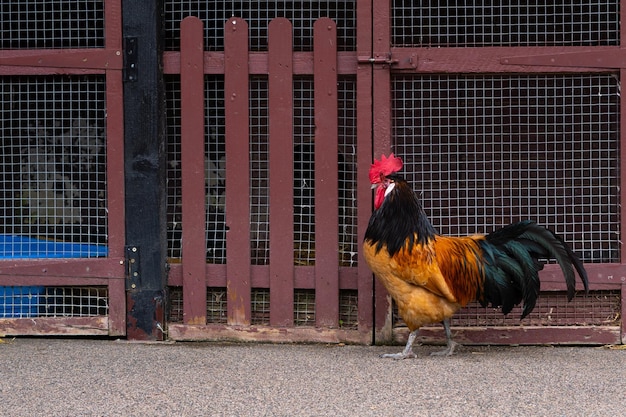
[167,263,624,292]
[224,17,251,325]
[104,0,122,49]
[0,49,121,71]
[394,326,622,347]
[168,264,360,289]
[356,0,375,340]
[313,18,339,327]
[0,258,124,277]
[105,76,126,259]
[161,51,359,75]
[121,0,168,340]
[371,0,394,343]
[168,323,370,344]
[268,18,295,326]
[0,317,109,337]
[180,17,207,325]
[391,46,619,73]
[104,0,127,335]
[621,282,626,343]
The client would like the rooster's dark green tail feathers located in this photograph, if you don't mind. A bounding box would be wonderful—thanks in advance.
[484,220,588,319]
[518,222,589,301]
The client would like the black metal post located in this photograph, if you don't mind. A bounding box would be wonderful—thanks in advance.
[122,0,167,340]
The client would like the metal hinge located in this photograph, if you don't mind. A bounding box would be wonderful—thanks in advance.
[124,37,138,82]
[125,245,140,288]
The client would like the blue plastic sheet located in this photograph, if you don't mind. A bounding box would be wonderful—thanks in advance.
[0,234,108,259]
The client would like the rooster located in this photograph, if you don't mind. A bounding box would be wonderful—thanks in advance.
[364,154,589,359]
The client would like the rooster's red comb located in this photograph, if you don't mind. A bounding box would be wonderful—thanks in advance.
[369,153,403,184]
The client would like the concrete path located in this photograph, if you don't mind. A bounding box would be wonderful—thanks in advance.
[1,338,624,416]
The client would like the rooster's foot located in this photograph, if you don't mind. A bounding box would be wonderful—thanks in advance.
[429,340,459,356]
[379,351,416,360]
[379,329,418,359]
[429,319,458,356]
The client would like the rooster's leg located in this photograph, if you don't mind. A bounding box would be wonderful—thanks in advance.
[430,319,459,356]
[379,329,418,359]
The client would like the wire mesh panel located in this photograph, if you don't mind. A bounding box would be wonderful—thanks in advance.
[165,75,226,262]
[392,74,620,263]
[0,1,105,49]
[250,77,270,265]
[293,77,316,265]
[166,75,358,266]
[0,286,108,318]
[39,287,109,317]
[251,288,270,325]
[293,289,316,325]
[168,286,357,326]
[452,290,621,327]
[338,78,358,267]
[164,0,356,51]
[392,0,620,47]
[339,289,358,328]
[0,75,109,258]
[393,291,621,328]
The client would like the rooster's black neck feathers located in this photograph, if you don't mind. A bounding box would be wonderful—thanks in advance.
[364,175,437,257]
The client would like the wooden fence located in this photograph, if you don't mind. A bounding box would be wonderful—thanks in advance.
[166,16,372,343]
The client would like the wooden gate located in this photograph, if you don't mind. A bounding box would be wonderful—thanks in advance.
[163,2,623,345]
[370,0,625,345]
[164,16,373,343]
[0,1,126,336]
[4,1,621,344]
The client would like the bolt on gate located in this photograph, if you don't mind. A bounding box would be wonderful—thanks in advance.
[164,16,373,343]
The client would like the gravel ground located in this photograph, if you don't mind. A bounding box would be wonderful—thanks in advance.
[1,338,624,416]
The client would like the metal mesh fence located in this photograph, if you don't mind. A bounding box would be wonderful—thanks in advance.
[0,1,105,49]
[163,0,356,51]
[293,78,316,265]
[250,77,270,265]
[392,0,620,47]
[165,76,183,260]
[0,75,109,258]
[0,286,108,318]
[392,74,620,263]
[251,288,271,325]
[207,287,228,323]
[165,75,227,263]
[293,289,316,325]
[165,75,358,266]
[169,287,360,327]
[339,289,358,329]
[393,290,621,327]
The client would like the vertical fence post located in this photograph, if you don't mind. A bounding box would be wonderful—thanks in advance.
[356,0,375,340]
[370,0,394,343]
[268,18,295,326]
[104,0,127,336]
[313,18,339,327]
[122,0,167,340]
[180,16,207,325]
[224,17,251,325]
